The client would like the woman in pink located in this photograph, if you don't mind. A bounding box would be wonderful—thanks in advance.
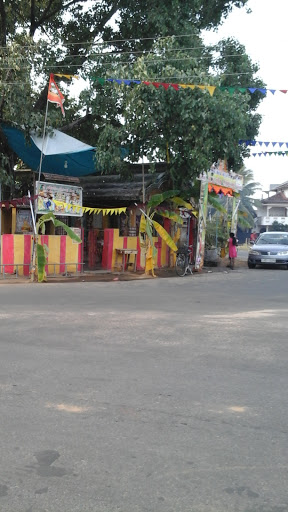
[228,232,237,269]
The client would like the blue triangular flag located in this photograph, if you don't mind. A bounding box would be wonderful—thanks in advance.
[268,89,276,94]
[248,88,257,93]
[264,142,270,147]
[258,88,267,95]
[272,142,277,147]
[279,142,284,147]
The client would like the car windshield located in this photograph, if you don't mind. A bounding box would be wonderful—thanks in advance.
[256,234,288,245]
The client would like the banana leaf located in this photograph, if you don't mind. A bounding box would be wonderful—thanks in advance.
[157,210,183,225]
[54,219,81,243]
[171,196,194,210]
[152,220,178,252]
[147,190,180,209]
[37,213,81,243]
[208,195,227,213]
[139,214,146,233]
[36,243,47,282]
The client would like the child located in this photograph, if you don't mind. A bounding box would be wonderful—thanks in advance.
[228,232,238,269]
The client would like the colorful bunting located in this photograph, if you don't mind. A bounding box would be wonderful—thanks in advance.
[208,184,233,196]
[91,77,288,97]
[54,74,79,79]
[53,199,126,215]
[239,140,288,148]
[251,151,288,157]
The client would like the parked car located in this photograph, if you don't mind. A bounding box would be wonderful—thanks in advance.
[248,231,288,269]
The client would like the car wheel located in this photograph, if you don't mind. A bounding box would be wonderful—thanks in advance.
[248,262,256,269]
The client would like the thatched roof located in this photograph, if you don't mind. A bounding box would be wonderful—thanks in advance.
[80,163,168,206]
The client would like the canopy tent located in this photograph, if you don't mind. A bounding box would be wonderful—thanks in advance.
[1,123,99,177]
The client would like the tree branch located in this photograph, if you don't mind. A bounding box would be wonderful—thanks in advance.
[0,0,7,46]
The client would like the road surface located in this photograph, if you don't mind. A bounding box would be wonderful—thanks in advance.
[0,268,288,512]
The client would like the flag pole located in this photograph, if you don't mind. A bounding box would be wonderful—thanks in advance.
[38,93,49,183]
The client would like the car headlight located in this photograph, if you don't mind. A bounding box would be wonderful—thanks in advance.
[249,250,261,255]
[277,251,288,255]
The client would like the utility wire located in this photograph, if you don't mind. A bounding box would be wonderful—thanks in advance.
[0,33,247,51]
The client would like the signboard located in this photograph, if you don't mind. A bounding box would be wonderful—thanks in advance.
[36,181,82,217]
[199,166,243,192]
[16,209,33,233]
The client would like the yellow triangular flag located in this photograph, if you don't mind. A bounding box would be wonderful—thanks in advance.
[54,74,79,79]
[206,86,216,96]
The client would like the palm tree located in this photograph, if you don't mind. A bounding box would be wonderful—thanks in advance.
[237,166,261,229]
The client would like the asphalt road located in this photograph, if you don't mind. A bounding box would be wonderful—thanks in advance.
[0,268,288,512]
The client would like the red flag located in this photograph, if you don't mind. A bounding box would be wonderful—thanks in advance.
[47,74,65,116]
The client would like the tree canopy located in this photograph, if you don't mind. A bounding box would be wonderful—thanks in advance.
[0,0,264,198]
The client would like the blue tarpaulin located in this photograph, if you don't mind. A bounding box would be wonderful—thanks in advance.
[1,123,99,177]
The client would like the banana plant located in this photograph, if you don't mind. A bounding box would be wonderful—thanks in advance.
[139,190,195,274]
[32,212,81,282]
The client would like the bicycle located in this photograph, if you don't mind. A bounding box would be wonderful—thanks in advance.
[175,245,194,277]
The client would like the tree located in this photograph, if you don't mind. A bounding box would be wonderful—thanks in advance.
[237,166,261,229]
[0,0,259,197]
[270,221,288,233]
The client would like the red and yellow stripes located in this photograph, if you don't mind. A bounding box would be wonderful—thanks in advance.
[101,229,172,271]
[0,234,82,276]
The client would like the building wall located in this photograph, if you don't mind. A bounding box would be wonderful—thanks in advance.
[101,228,171,271]
[269,207,287,216]
[0,234,82,276]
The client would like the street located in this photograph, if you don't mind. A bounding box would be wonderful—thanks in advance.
[0,268,288,512]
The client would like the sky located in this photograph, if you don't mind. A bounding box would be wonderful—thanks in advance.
[203,0,288,197]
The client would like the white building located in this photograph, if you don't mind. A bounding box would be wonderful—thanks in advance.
[255,181,288,232]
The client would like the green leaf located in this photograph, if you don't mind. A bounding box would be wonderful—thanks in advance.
[54,219,82,243]
[171,197,194,210]
[147,190,180,209]
[157,210,183,225]
[36,243,47,283]
[151,220,178,252]
[208,195,227,213]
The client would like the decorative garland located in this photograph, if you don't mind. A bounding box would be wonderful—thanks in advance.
[251,152,288,157]
[92,77,288,97]
[239,140,288,147]
[52,200,126,215]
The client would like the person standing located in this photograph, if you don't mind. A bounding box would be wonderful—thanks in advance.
[228,232,237,269]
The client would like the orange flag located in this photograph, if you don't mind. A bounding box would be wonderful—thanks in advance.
[47,74,65,117]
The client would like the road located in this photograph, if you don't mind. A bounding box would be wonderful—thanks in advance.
[0,268,288,512]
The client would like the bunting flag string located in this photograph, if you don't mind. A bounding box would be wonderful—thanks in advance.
[92,77,288,97]
[208,184,233,196]
[52,200,127,215]
[239,140,288,147]
[0,196,127,215]
[54,74,79,80]
[251,151,288,157]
